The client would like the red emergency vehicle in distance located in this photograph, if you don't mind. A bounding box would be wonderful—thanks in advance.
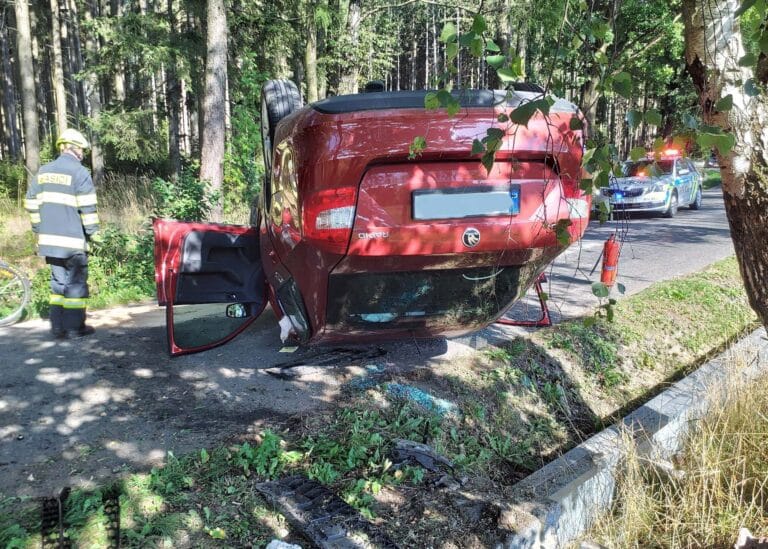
[154,82,590,356]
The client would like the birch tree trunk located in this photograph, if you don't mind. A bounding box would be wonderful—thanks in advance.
[682,0,768,328]
[305,2,319,103]
[199,0,227,221]
[15,0,40,178]
[338,0,361,94]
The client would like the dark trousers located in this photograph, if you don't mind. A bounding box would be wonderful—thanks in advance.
[46,253,89,333]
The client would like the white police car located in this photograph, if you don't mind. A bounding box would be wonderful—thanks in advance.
[595,151,702,218]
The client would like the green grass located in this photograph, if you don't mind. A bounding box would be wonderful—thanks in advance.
[702,168,722,189]
[535,256,758,418]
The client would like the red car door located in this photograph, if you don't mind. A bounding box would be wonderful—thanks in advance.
[153,219,267,356]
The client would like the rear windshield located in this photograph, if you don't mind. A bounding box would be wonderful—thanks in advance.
[623,159,673,177]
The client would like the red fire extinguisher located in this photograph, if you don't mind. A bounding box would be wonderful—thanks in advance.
[601,234,620,286]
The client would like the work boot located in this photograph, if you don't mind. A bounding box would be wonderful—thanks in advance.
[49,304,65,339]
[65,325,96,339]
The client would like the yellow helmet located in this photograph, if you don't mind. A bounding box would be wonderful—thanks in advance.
[56,128,90,150]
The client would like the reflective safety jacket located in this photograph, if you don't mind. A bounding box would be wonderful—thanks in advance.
[24,153,100,258]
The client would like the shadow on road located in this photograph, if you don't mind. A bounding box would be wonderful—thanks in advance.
[0,304,447,497]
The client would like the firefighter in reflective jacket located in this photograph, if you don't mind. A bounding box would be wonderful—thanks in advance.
[25,129,100,339]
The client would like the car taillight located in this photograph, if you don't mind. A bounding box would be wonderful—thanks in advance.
[302,186,357,254]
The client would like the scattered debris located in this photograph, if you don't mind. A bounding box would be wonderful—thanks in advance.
[265,348,387,379]
[391,439,454,473]
[345,364,388,391]
[385,383,457,416]
[255,475,398,548]
[735,528,768,549]
[266,541,303,549]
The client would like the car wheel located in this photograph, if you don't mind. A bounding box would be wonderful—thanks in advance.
[260,79,303,174]
[689,185,702,210]
[663,191,678,218]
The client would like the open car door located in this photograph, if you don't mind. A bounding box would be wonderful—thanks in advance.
[153,219,267,356]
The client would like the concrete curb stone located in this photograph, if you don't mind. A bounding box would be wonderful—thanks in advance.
[499,327,768,548]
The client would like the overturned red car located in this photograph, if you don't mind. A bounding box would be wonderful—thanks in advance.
[154,81,590,356]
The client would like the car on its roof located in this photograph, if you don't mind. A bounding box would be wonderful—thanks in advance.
[594,151,702,218]
[153,80,591,356]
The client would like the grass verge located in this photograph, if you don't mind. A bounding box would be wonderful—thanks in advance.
[585,354,768,547]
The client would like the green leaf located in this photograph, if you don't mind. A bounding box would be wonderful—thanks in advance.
[617,283,626,294]
[446,42,459,62]
[629,147,646,161]
[510,55,525,78]
[486,128,505,140]
[471,14,486,34]
[458,32,476,46]
[715,94,734,111]
[471,139,485,155]
[200,448,209,464]
[497,68,519,82]
[486,39,501,52]
[612,72,633,99]
[583,316,597,328]
[486,55,506,69]
[440,22,457,43]
[736,0,758,16]
[595,170,610,188]
[509,100,539,126]
[644,109,662,126]
[436,89,453,106]
[594,51,609,66]
[408,136,427,159]
[739,52,757,66]
[481,151,496,172]
[683,113,698,129]
[697,131,736,156]
[555,219,573,246]
[760,31,768,53]
[582,147,596,166]
[446,97,461,116]
[208,528,226,539]
[569,117,584,130]
[497,113,509,123]
[424,92,439,110]
[470,36,484,58]
[626,110,642,128]
[591,282,610,298]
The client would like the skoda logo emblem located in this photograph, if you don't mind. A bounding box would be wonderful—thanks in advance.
[462,228,481,248]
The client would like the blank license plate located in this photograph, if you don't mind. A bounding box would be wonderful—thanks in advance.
[412,185,520,220]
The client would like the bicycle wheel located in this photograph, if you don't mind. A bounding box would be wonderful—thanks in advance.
[0,263,30,326]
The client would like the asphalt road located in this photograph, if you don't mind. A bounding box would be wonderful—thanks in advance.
[0,186,734,497]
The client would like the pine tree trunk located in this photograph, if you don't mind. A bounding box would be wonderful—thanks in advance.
[50,0,68,134]
[83,0,104,187]
[199,0,227,221]
[682,0,768,329]
[0,22,21,160]
[166,0,181,176]
[15,0,40,178]
[66,0,87,121]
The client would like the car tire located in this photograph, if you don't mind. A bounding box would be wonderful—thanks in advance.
[663,191,678,218]
[261,79,303,172]
[689,185,702,210]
